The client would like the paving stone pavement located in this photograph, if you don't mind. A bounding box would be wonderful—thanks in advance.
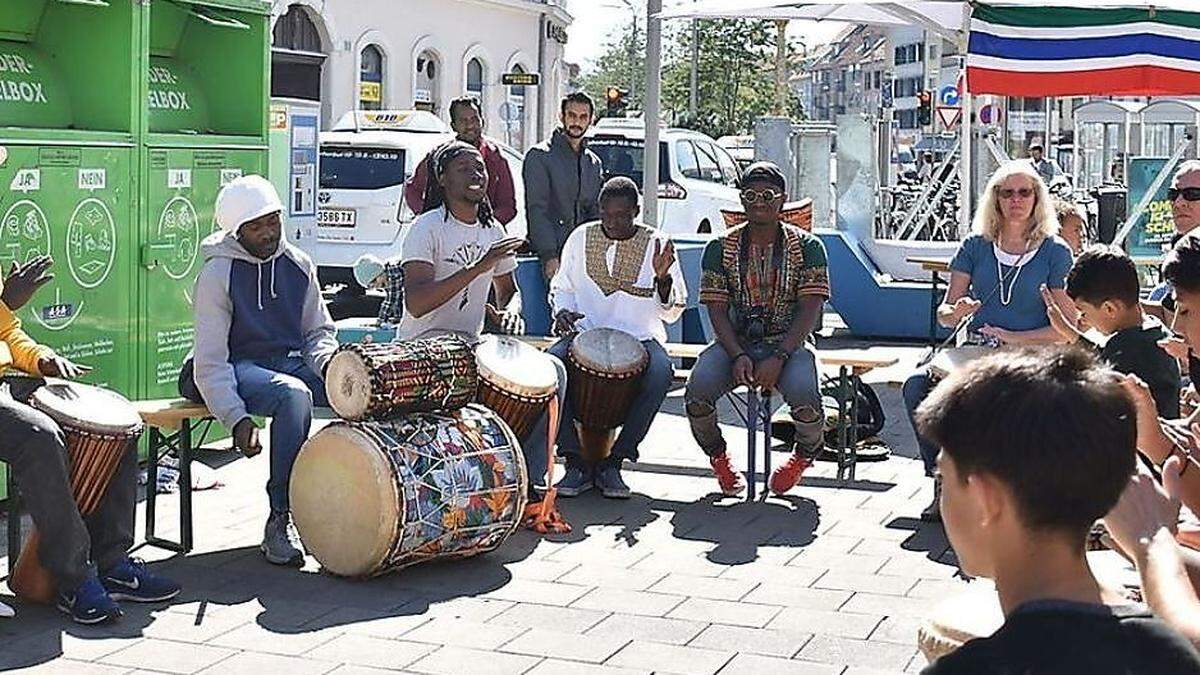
[0,342,967,674]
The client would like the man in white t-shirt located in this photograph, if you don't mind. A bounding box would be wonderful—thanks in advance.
[400,141,567,501]
[548,177,687,498]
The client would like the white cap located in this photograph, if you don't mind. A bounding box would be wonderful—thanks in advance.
[214,175,283,234]
[353,254,385,288]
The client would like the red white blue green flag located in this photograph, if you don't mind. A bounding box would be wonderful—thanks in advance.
[967,5,1200,96]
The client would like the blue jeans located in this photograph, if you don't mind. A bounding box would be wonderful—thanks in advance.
[547,337,674,463]
[233,356,328,513]
[902,367,938,476]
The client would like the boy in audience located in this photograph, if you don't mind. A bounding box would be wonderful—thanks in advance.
[916,346,1200,673]
[1043,245,1180,418]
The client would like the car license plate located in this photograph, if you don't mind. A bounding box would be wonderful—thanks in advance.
[318,208,356,227]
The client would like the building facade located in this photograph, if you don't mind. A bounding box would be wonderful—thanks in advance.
[269,0,573,151]
[794,25,888,123]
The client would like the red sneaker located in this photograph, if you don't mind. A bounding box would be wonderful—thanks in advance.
[709,452,744,496]
[770,453,812,495]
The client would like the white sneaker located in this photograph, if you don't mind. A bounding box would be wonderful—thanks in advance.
[0,600,13,618]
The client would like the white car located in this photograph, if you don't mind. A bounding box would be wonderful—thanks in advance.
[717,134,755,171]
[587,119,742,235]
[308,109,527,289]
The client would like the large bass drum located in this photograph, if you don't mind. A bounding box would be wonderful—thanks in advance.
[289,403,527,577]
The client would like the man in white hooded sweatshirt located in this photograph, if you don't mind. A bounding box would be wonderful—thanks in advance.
[190,175,337,566]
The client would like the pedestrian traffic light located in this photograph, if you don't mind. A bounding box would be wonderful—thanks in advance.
[606,86,629,117]
[918,90,932,126]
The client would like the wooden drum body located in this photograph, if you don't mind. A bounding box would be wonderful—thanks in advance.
[475,335,558,440]
[325,336,477,421]
[290,403,528,577]
[11,380,144,602]
[566,328,648,464]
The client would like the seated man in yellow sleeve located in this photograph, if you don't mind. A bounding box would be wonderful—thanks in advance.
[0,273,180,624]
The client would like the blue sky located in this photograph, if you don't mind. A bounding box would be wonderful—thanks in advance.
[563,1,849,67]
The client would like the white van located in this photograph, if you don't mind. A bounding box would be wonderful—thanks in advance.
[308,109,527,289]
[587,118,742,235]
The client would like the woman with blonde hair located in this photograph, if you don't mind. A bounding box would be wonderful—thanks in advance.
[903,161,1076,521]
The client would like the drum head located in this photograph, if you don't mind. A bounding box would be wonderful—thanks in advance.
[475,336,558,397]
[30,380,141,434]
[569,328,648,374]
[929,346,991,380]
[325,349,373,420]
[290,425,401,577]
[917,582,1003,661]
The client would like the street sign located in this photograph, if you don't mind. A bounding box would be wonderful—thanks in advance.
[937,106,962,130]
[502,72,540,86]
[939,85,960,107]
[979,103,1002,125]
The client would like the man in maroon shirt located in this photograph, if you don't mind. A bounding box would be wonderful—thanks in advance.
[404,96,517,226]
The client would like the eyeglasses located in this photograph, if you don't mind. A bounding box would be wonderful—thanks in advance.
[996,187,1034,200]
[1169,187,1200,202]
[741,188,783,204]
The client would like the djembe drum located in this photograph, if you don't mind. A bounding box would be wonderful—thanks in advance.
[325,336,477,421]
[289,403,527,577]
[566,328,648,464]
[9,380,144,603]
[475,335,559,440]
[917,583,1004,662]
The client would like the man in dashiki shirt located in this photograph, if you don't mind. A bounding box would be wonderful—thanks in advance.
[685,162,831,497]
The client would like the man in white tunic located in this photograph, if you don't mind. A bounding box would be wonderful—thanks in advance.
[548,177,687,498]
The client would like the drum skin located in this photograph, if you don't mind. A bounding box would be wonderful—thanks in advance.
[928,346,992,381]
[290,403,528,577]
[917,583,1004,662]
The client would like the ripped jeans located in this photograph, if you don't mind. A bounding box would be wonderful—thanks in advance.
[684,342,824,458]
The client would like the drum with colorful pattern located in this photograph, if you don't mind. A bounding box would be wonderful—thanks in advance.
[290,403,528,577]
[325,335,478,421]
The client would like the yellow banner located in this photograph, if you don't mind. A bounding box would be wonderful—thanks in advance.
[360,81,381,103]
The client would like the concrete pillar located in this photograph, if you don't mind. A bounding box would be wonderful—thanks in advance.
[836,113,877,241]
[794,126,834,230]
[754,116,794,177]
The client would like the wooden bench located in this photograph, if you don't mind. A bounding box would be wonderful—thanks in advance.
[134,398,216,554]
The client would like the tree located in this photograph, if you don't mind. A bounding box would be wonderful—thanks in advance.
[662,19,804,138]
[578,17,804,136]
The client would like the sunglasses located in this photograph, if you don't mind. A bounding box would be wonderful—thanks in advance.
[741,188,783,204]
[996,187,1034,200]
[1169,187,1200,202]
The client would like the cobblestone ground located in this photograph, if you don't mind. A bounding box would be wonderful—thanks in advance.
[0,343,965,674]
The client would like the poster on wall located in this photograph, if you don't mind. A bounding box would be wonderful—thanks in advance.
[1127,156,1179,259]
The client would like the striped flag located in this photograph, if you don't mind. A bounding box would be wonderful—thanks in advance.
[967,5,1200,96]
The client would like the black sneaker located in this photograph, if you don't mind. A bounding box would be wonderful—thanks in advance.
[595,460,631,499]
[554,460,594,497]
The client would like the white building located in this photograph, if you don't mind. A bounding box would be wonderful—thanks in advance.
[269,0,574,151]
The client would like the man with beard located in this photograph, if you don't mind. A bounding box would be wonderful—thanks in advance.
[686,162,830,496]
[191,175,338,567]
[404,96,517,225]
[523,92,604,281]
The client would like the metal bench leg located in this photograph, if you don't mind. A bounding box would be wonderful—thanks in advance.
[144,423,192,554]
[746,387,758,502]
[848,374,860,483]
[145,427,159,543]
[179,419,193,552]
[761,392,772,498]
[837,365,851,484]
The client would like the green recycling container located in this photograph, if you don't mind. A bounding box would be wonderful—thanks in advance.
[0,0,142,498]
[138,0,270,403]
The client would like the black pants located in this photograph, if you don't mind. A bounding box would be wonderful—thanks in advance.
[2,378,135,593]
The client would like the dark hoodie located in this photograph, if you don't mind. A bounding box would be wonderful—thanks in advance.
[191,230,336,429]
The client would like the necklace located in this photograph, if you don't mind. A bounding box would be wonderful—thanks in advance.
[994,241,1032,306]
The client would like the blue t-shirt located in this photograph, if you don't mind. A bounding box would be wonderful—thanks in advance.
[949,234,1073,333]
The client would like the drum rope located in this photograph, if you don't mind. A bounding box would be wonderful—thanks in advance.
[522,396,571,534]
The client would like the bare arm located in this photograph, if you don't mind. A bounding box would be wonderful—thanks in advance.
[1136,529,1200,649]
[778,296,823,354]
[706,301,744,361]
[402,260,486,319]
[937,271,978,328]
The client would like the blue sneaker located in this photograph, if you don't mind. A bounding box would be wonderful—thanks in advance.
[554,459,594,497]
[100,558,181,603]
[57,574,121,625]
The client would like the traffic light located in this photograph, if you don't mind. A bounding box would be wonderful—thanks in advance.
[917,90,932,126]
[606,86,629,117]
